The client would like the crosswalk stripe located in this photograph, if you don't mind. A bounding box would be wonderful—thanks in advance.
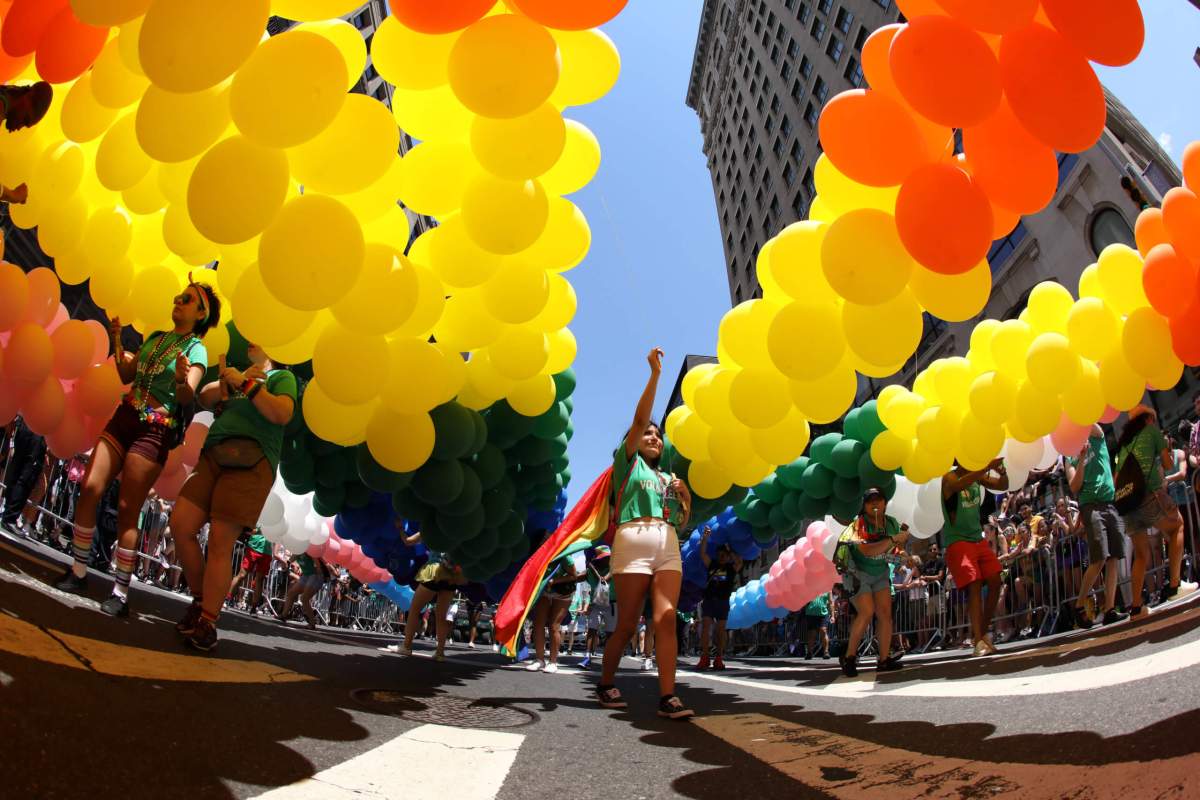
[249,724,525,799]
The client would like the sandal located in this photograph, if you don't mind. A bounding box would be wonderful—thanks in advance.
[596,685,627,709]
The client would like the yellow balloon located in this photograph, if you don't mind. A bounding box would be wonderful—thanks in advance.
[787,359,857,424]
[488,327,550,381]
[230,30,347,148]
[361,205,413,250]
[1077,262,1102,299]
[549,28,620,107]
[507,373,557,417]
[370,15,456,91]
[81,206,134,275]
[461,174,549,255]
[990,319,1033,379]
[270,0,365,22]
[296,19,366,90]
[128,264,183,333]
[766,299,844,380]
[1013,380,1061,438]
[136,83,230,164]
[381,338,456,414]
[728,367,791,430]
[847,350,906,379]
[671,408,712,461]
[870,429,912,471]
[38,197,88,260]
[842,288,922,367]
[343,155,405,223]
[122,168,168,216]
[529,272,577,332]
[1122,307,1172,379]
[465,351,514,403]
[968,371,1017,426]
[118,16,147,76]
[681,363,718,410]
[427,216,504,288]
[543,326,577,374]
[96,113,152,192]
[140,0,270,93]
[330,245,419,336]
[1062,360,1104,426]
[692,368,739,429]
[291,94,399,195]
[71,0,153,25]
[821,208,914,306]
[259,195,365,311]
[231,264,315,347]
[903,447,953,486]
[313,323,389,405]
[53,246,91,286]
[967,319,999,372]
[392,84,472,141]
[397,141,474,216]
[687,459,732,500]
[1025,332,1079,394]
[729,454,774,489]
[366,406,436,472]
[90,38,149,110]
[162,202,218,264]
[718,299,778,370]
[156,158,198,205]
[1025,281,1074,334]
[448,14,560,119]
[90,258,135,312]
[912,368,941,406]
[1096,243,1149,315]
[1066,297,1119,361]
[35,140,86,211]
[539,119,601,196]
[749,409,811,465]
[708,424,755,476]
[1098,346,1144,412]
[1147,352,1184,392]
[391,261,446,339]
[435,290,502,351]
[471,103,566,180]
[808,197,835,221]
[201,320,230,365]
[878,387,922,439]
[482,261,549,324]
[304,378,374,445]
[915,406,960,454]
[909,260,991,322]
[187,136,289,245]
[813,154,898,216]
[61,75,118,144]
[264,312,329,365]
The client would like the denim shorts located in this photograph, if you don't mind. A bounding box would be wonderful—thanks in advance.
[1123,488,1177,533]
[846,569,890,598]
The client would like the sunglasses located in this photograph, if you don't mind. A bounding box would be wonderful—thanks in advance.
[174,288,208,318]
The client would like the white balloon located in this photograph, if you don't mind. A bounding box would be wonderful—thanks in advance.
[1005,438,1044,472]
[820,528,839,561]
[915,477,943,515]
[889,478,918,527]
[1035,437,1060,471]
[262,517,288,541]
[281,533,308,555]
[910,505,942,539]
[304,512,327,544]
[1006,465,1030,492]
[258,491,286,527]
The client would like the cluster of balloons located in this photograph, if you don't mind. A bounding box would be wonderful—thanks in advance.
[368,578,414,611]
[677,510,773,604]
[0,0,632,482]
[0,262,122,457]
[668,0,1148,497]
[728,522,838,631]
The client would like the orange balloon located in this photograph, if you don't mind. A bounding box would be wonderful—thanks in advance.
[896,163,993,275]
[34,6,108,83]
[386,0,495,34]
[50,319,95,379]
[890,15,1001,128]
[1,0,64,57]
[962,99,1059,214]
[990,203,1019,239]
[506,0,628,30]
[1143,244,1198,320]
[21,374,65,434]
[22,267,61,327]
[895,0,944,18]
[999,24,1104,153]
[0,4,32,82]
[1162,187,1200,265]
[861,24,902,96]
[1184,141,1200,192]
[818,89,931,187]
[76,359,124,418]
[4,322,53,388]
[1039,0,1144,67]
[1170,293,1200,366]
[934,0,1037,34]
[1134,207,1170,257]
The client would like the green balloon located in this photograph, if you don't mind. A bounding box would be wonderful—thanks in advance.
[419,516,454,554]
[356,443,411,493]
[801,462,835,499]
[471,443,507,490]
[467,526,500,559]
[830,439,866,479]
[481,548,511,576]
[563,396,574,413]
[745,498,771,528]
[798,492,827,519]
[280,433,308,465]
[552,368,576,400]
[857,451,892,489]
[308,434,341,457]
[485,401,534,447]
[498,512,525,545]
[532,402,570,440]
[506,538,529,563]
[344,481,372,509]
[431,402,476,461]
[532,492,558,512]
[720,484,748,507]
[482,486,513,527]
[881,474,898,500]
[754,474,784,504]
[443,463,483,511]
[392,488,431,521]
[281,456,314,487]
[412,459,464,506]
[778,456,809,490]
[856,400,886,445]
[767,503,790,531]
[734,498,754,522]
[781,492,802,522]
[829,494,861,523]
[548,433,568,459]
[753,525,777,545]
[833,475,861,503]
[559,467,571,487]
[313,484,345,516]
[438,505,485,542]
[778,520,802,540]
[461,560,492,583]
[468,409,488,456]
[842,407,863,443]
[283,475,314,496]
[550,455,569,472]
[810,432,843,469]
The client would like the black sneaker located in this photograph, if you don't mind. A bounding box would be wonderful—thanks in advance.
[1157,584,1180,606]
[1102,608,1130,625]
[596,685,627,709]
[877,655,903,672]
[176,601,203,636]
[657,695,695,720]
[839,655,858,677]
[1073,605,1095,630]
[53,569,88,594]
[100,595,128,617]
[188,617,218,652]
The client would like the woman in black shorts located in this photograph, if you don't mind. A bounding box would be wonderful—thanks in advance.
[526,551,585,673]
[392,532,465,661]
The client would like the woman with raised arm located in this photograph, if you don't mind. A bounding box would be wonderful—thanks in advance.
[596,348,694,719]
[54,281,219,618]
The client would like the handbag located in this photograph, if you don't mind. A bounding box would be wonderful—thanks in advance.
[208,437,266,469]
[1113,448,1148,515]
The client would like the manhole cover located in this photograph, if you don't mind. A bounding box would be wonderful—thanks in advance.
[351,690,538,729]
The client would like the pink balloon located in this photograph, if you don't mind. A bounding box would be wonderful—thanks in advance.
[325,538,342,561]
[806,521,828,540]
[306,539,327,558]
[769,561,784,581]
[1100,405,1120,424]
[1050,414,1090,457]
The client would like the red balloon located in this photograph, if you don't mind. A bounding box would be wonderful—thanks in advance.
[890,15,1002,128]
[1039,0,1144,67]
[0,2,32,82]
[962,99,1058,214]
[386,0,495,34]
[1161,187,1200,265]
[1143,244,1198,320]
[34,6,108,84]
[506,0,628,31]
[819,89,933,187]
[896,163,993,275]
[1,0,66,58]
[999,24,1105,153]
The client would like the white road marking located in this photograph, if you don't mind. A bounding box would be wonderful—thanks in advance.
[250,723,524,799]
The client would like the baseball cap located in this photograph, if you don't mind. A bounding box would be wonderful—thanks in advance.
[862,487,886,503]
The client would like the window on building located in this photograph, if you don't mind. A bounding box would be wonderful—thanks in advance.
[754,145,764,163]
[799,3,811,24]
[873,0,891,9]
[854,25,870,51]
[826,36,844,63]
[781,60,793,80]
[773,137,785,158]
[835,7,854,34]
[793,191,807,218]
[750,162,758,181]
[785,0,797,9]
[755,18,763,34]
[802,168,816,196]
[845,56,865,88]
[770,44,780,63]
[800,55,813,78]
[784,162,796,186]
[756,188,765,207]
[756,96,765,113]
[372,82,388,102]
[811,18,827,41]
[804,102,818,127]
[814,76,829,103]
[735,284,744,304]
[770,196,782,218]
[754,60,763,77]
[791,79,803,100]
[781,115,792,136]
[725,233,734,252]
[790,139,804,162]
[768,10,777,26]
[787,38,800,58]
[770,94,781,113]
[1088,208,1136,256]
[353,10,371,28]
[818,0,833,14]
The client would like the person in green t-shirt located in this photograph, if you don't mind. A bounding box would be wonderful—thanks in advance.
[170,340,297,652]
[941,458,1009,657]
[54,280,221,621]
[1115,405,1191,617]
[598,348,695,720]
[1064,424,1129,629]
[802,592,833,660]
[280,552,328,629]
[839,487,911,677]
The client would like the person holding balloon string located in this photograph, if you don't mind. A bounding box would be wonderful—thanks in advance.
[940,458,1009,657]
[53,280,221,619]
[596,347,694,720]
[164,340,297,650]
[388,531,466,661]
[837,487,911,678]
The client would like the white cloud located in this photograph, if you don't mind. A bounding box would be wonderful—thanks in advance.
[1158,132,1174,154]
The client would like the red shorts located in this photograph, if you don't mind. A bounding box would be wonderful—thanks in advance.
[242,548,271,577]
[99,402,172,466]
[946,540,1002,589]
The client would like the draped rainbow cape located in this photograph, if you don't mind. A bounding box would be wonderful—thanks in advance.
[494,467,615,655]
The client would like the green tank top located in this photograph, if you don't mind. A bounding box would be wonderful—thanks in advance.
[942,482,984,548]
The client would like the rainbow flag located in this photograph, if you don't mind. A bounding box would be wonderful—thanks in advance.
[494,467,615,655]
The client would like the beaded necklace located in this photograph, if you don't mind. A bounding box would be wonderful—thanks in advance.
[125,331,197,423]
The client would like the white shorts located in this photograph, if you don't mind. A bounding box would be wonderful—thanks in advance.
[610,520,682,576]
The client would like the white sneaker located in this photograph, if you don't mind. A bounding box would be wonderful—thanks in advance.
[525,660,545,672]
[379,644,400,653]
[1178,581,1199,597]
[544,662,559,674]
[642,658,654,671]
[467,642,476,649]
[492,644,499,652]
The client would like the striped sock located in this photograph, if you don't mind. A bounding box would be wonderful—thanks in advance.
[71,525,96,578]
[200,607,219,624]
[112,547,137,599]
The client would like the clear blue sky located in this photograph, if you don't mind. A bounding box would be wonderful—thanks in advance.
[560,1,1200,507]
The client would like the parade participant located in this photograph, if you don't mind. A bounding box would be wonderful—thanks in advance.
[597,348,694,719]
[802,591,833,659]
[1065,424,1129,629]
[168,342,297,650]
[838,487,910,677]
[582,547,613,669]
[697,526,741,670]
[526,551,585,673]
[0,81,52,132]
[941,458,1009,656]
[227,528,273,613]
[279,551,328,630]
[54,281,220,618]
[392,532,466,661]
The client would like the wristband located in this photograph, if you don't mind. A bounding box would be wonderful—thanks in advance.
[240,378,256,395]
[247,382,264,401]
